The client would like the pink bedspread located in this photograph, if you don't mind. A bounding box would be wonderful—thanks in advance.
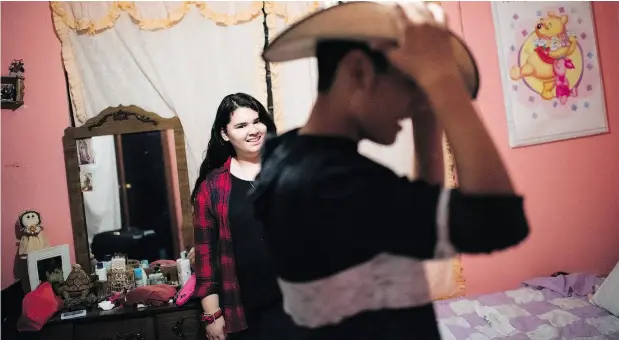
[434,274,618,339]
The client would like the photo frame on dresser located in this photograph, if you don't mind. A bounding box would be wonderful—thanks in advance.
[27,244,71,291]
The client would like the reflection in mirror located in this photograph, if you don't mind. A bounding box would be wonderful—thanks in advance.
[78,130,179,263]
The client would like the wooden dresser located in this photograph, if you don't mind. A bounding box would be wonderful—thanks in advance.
[34,302,203,340]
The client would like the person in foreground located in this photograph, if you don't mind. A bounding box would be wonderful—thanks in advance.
[250,2,530,340]
[192,93,302,340]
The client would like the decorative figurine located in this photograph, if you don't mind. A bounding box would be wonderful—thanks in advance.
[17,210,49,256]
[9,59,25,78]
[62,264,97,308]
[46,267,66,297]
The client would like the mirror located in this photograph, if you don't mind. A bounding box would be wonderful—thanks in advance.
[63,106,192,273]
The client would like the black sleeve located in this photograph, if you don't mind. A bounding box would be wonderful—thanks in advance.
[311,165,529,260]
[448,190,529,254]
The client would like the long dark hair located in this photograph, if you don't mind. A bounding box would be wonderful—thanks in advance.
[191,93,276,204]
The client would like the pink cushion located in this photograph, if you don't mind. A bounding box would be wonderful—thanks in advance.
[17,282,64,332]
[176,274,196,306]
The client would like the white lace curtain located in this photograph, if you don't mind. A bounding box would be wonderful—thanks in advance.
[52,2,325,184]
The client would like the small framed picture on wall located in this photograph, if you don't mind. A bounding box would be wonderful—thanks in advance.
[80,171,93,192]
[1,76,24,110]
[77,138,95,165]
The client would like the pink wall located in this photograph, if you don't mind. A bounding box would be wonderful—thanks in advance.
[460,2,619,296]
[1,2,74,289]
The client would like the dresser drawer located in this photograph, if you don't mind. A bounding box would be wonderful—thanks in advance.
[39,322,74,340]
[74,317,156,340]
[155,310,202,340]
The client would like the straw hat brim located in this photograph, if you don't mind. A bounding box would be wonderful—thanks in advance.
[263,2,480,99]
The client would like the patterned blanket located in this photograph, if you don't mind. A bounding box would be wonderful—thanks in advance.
[434,277,619,340]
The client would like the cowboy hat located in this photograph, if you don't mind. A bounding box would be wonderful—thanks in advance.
[263,2,480,99]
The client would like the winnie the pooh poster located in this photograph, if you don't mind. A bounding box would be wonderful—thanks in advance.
[492,2,608,147]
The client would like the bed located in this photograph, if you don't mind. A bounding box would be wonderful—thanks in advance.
[433,273,619,339]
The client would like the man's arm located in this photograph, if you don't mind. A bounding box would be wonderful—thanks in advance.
[359,170,528,258]
[410,76,530,254]
[316,163,527,261]
[372,2,528,257]
[411,109,444,185]
[423,73,514,195]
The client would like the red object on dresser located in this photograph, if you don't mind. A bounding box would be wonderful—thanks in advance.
[175,274,196,307]
[124,284,177,307]
[17,282,64,332]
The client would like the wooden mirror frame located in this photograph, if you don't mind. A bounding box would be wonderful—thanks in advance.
[62,105,192,273]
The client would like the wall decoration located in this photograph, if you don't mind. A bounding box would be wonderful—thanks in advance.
[27,244,71,292]
[77,138,95,165]
[17,210,50,256]
[492,2,608,147]
[1,60,25,110]
[80,172,93,192]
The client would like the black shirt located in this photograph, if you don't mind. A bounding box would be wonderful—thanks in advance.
[229,175,282,313]
[251,129,530,340]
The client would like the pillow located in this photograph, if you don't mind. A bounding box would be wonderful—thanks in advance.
[17,282,64,332]
[125,284,177,307]
[590,260,619,317]
[176,274,196,306]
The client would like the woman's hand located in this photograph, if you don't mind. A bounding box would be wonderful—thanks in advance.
[188,247,195,269]
[205,317,226,340]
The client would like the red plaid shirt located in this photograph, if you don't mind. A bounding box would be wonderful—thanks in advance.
[193,158,247,333]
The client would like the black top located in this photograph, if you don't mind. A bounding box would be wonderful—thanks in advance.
[250,129,530,340]
[229,175,282,313]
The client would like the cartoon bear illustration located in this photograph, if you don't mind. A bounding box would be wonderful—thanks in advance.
[510,11,578,100]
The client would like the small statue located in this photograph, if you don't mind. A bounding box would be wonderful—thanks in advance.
[9,59,25,78]
[90,253,98,273]
[17,210,49,256]
[46,267,66,297]
[61,264,97,308]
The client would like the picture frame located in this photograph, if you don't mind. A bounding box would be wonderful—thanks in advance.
[27,244,71,291]
[491,2,608,147]
[76,138,96,165]
[80,171,93,192]
[1,76,25,110]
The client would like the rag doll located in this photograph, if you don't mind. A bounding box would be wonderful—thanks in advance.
[18,210,49,256]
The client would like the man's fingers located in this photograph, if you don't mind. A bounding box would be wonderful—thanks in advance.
[426,3,447,27]
[391,4,408,45]
[395,3,420,25]
[399,2,433,24]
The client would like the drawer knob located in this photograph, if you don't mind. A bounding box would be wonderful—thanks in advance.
[172,318,186,339]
